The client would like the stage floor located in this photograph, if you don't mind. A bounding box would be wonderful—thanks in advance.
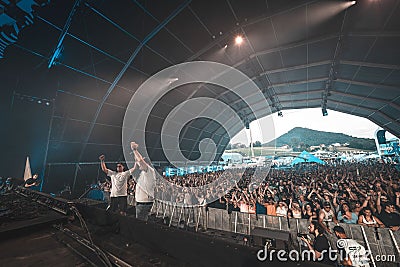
[1,191,331,267]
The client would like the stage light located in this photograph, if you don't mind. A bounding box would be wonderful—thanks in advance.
[224,44,228,49]
[343,0,356,8]
[13,92,52,107]
[235,35,243,45]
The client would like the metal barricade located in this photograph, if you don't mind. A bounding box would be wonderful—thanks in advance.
[152,200,400,266]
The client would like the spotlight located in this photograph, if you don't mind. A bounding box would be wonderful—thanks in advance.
[235,35,243,45]
[37,100,42,104]
[343,0,356,8]
[45,102,50,106]
[224,44,228,49]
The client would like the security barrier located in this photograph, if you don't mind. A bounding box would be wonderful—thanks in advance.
[152,200,400,267]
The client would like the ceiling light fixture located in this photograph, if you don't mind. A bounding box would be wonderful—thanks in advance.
[235,35,243,45]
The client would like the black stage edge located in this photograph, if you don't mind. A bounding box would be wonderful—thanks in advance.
[77,203,331,267]
[0,189,333,267]
[0,192,68,240]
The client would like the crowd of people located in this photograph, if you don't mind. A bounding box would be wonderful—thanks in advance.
[53,155,400,232]
[159,160,400,231]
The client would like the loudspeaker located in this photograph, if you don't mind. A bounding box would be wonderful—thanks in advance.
[251,227,292,250]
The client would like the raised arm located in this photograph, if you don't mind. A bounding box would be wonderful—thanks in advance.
[361,196,370,209]
[396,192,400,208]
[99,155,109,174]
[318,212,331,234]
[351,181,366,196]
[307,189,315,201]
[376,191,382,214]
[131,142,150,172]
[346,187,358,201]
[332,191,339,208]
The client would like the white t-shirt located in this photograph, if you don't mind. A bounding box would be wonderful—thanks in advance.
[276,206,288,217]
[108,169,131,197]
[136,167,156,203]
[337,238,370,267]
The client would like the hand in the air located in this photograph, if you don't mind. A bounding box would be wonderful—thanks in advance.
[130,142,138,150]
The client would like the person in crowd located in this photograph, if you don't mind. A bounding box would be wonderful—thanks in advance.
[377,202,400,231]
[276,201,288,217]
[358,207,384,228]
[100,180,111,208]
[352,200,363,215]
[127,178,136,206]
[301,220,335,265]
[319,202,338,233]
[263,197,277,216]
[302,203,317,221]
[337,203,358,224]
[99,155,137,216]
[289,200,302,219]
[333,225,370,267]
[297,194,308,209]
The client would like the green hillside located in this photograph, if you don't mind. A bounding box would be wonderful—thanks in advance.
[264,127,376,151]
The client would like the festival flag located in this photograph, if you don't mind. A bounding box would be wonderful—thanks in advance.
[23,156,32,181]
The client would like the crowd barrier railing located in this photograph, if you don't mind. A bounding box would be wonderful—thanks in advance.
[151,200,400,267]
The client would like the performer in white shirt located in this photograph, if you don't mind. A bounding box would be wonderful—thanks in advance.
[130,141,156,221]
[99,155,137,216]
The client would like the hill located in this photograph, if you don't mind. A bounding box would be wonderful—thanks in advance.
[264,127,376,151]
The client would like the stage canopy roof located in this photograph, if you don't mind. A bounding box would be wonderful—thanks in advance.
[1,0,399,170]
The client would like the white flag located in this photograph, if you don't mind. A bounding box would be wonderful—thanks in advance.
[23,156,32,181]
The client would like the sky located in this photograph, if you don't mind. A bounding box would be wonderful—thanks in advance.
[231,108,398,145]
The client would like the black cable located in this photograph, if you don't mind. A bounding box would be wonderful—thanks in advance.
[69,205,112,267]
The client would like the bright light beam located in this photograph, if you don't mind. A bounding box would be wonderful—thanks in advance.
[307,0,356,27]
